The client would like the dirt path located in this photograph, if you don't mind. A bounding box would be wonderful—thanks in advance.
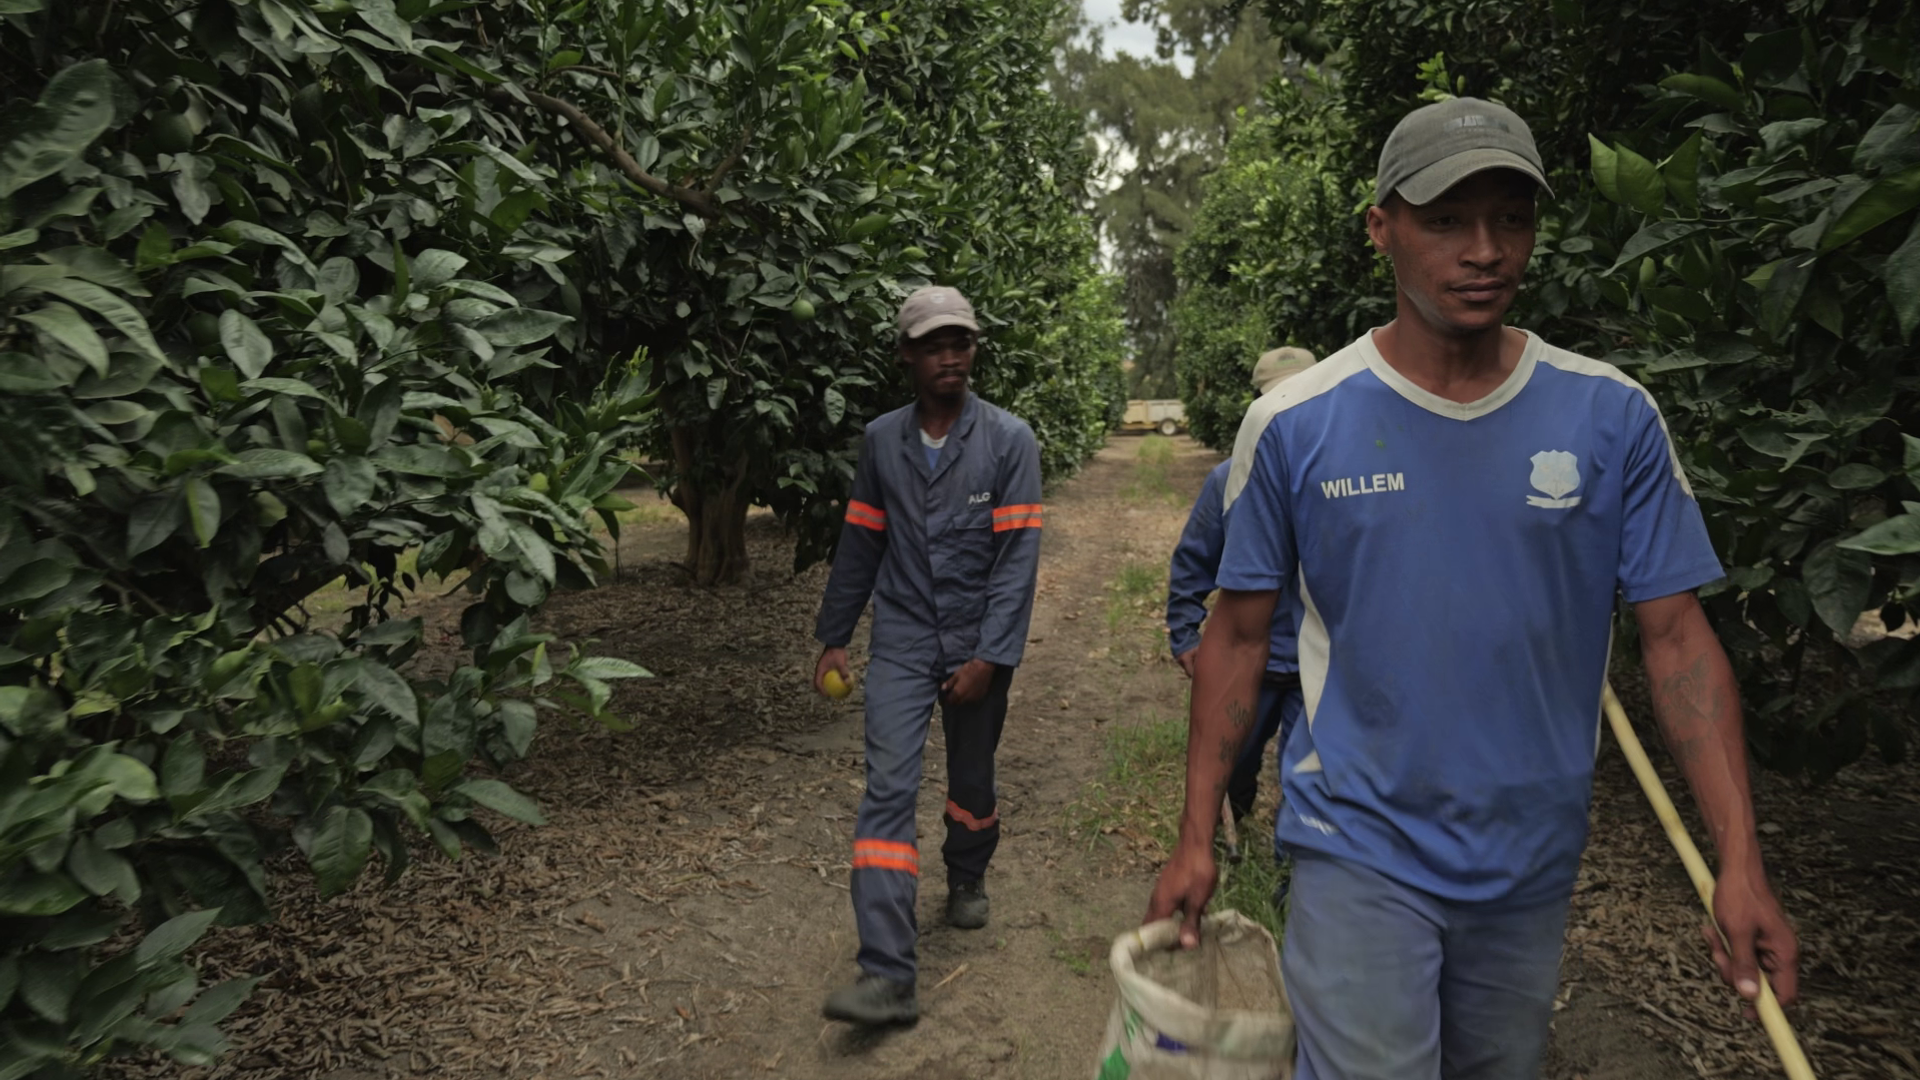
[108,436,1918,1080]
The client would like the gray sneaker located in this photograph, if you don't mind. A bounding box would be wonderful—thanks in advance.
[946,878,989,929]
[822,974,919,1025]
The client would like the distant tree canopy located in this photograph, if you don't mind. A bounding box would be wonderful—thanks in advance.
[1177,0,1920,776]
[1056,0,1283,398]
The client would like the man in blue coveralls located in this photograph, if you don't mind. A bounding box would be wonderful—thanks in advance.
[812,285,1044,1026]
[1147,98,1799,1079]
[1165,348,1314,866]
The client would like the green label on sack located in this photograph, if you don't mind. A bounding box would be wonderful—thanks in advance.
[1098,1046,1131,1080]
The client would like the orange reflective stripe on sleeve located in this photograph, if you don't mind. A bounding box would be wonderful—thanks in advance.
[945,799,999,832]
[845,499,888,532]
[990,503,1044,532]
[852,839,919,874]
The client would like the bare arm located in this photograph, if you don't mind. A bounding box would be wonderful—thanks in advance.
[1634,591,1799,1007]
[1145,587,1276,946]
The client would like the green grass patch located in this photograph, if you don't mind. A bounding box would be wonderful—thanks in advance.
[1104,560,1164,637]
[1069,714,1288,940]
[1124,435,1182,505]
[1137,434,1176,466]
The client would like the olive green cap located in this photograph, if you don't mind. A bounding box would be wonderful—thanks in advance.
[1375,97,1552,207]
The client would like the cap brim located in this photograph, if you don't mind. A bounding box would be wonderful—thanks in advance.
[903,313,979,339]
[1395,149,1552,206]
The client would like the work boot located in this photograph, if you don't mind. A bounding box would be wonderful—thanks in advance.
[946,878,990,929]
[822,974,919,1025]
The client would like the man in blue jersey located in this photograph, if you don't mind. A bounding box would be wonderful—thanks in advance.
[1165,349,1314,858]
[1146,98,1799,1080]
[813,285,1044,1027]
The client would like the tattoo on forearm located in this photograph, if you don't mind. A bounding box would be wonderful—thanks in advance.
[1226,699,1251,732]
[1653,654,1723,768]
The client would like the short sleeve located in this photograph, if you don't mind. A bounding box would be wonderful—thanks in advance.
[1218,418,1297,593]
[1617,396,1722,603]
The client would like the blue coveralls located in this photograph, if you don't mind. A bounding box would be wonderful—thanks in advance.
[1165,459,1303,836]
[814,393,1044,985]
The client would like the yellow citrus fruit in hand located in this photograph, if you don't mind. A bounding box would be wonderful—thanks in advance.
[822,669,852,699]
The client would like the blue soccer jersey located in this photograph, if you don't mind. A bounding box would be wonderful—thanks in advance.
[1219,329,1722,905]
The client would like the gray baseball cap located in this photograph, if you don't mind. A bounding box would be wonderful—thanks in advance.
[1252,347,1315,394]
[897,285,979,340]
[1375,97,1552,207]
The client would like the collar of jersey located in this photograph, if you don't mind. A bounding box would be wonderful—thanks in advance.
[1358,327,1541,421]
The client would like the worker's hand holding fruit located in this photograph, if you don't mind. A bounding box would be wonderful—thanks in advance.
[815,647,853,699]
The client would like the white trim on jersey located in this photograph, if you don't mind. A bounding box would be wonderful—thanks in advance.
[1294,572,1330,773]
[1224,345,1370,513]
[1359,328,1540,422]
[1535,348,1696,498]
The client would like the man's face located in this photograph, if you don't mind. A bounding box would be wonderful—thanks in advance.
[1367,169,1539,335]
[900,326,976,401]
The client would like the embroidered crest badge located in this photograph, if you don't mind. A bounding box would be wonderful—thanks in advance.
[1527,450,1582,508]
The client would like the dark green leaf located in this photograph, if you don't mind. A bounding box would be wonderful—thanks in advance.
[218,310,274,379]
[571,656,652,680]
[0,59,113,197]
[1606,222,1707,275]
[498,699,537,758]
[1659,73,1743,111]
[184,476,221,548]
[135,908,221,965]
[181,976,259,1027]
[1884,215,1920,340]
[1588,135,1620,204]
[455,778,546,825]
[1662,131,1702,211]
[16,301,109,376]
[36,277,164,362]
[1855,104,1920,174]
[126,492,184,558]
[66,833,139,899]
[1828,464,1886,490]
[0,872,87,916]
[1838,514,1920,556]
[322,456,378,517]
[1615,143,1665,215]
[218,449,322,480]
[354,662,418,725]
[309,805,374,898]
[472,308,572,347]
[1803,541,1872,635]
[1821,164,1920,252]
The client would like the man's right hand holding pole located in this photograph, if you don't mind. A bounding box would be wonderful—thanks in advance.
[1145,586,1280,948]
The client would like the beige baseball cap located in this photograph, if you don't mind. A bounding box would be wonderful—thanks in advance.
[1375,97,1552,207]
[1252,346,1315,394]
[897,286,979,340]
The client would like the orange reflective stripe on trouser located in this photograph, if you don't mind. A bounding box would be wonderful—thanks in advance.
[990,503,1044,532]
[845,499,888,531]
[945,799,998,832]
[852,838,919,875]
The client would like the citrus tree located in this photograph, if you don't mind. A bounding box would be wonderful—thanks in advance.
[0,1,660,1073]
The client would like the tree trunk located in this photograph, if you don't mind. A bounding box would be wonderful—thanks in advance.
[669,427,752,585]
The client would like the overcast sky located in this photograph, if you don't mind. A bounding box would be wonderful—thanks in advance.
[1079,0,1189,72]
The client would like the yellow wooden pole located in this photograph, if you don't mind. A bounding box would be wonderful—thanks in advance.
[1600,683,1815,1080]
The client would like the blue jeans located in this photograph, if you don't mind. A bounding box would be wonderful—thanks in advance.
[1283,853,1570,1080]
